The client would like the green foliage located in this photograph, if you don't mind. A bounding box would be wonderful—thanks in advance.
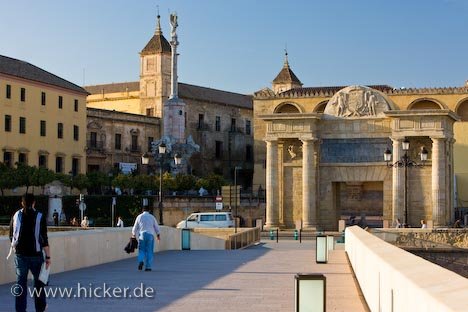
[196,173,226,193]
[173,174,197,191]
[61,195,154,227]
[87,171,111,194]
[71,174,89,192]
[0,195,49,224]
[31,167,56,193]
[112,174,133,192]
[14,164,36,192]
[0,163,16,195]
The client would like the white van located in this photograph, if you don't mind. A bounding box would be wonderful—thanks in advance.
[176,212,234,229]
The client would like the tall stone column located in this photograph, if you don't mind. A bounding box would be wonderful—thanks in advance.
[432,138,446,226]
[302,138,317,229]
[391,138,404,223]
[265,139,279,228]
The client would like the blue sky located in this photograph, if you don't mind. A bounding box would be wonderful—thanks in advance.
[2,0,468,94]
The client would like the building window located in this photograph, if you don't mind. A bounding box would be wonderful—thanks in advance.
[90,132,97,148]
[73,125,79,141]
[5,115,11,132]
[19,117,26,134]
[55,156,63,173]
[198,114,204,129]
[231,118,236,132]
[74,99,78,112]
[115,133,122,150]
[58,96,63,109]
[215,141,223,159]
[131,135,138,151]
[40,120,46,136]
[6,85,11,99]
[146,108,154,116]
[3,151,12,167]
[41,92,46,106]
[38,154,47,168]
[215,116,221,132]
[72,158,79,176]
[148,137,154,152]
[20,88,26,102]
[246,145,253,162]
[18,153,27,165]
[57,123,63,139]
[246,120,251,135]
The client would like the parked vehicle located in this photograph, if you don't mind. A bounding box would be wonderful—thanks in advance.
[176,212,234,229]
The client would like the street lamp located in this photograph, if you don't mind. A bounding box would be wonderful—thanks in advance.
[384,138,428,226]
[141,152,150,175]
[234,166,242,233]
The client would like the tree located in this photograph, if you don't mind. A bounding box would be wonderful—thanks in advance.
[87,171,111,195]
[196,173,226,194]
[0,163,15,196]
[71,174,89,193]
[14,164,36,193]
[31,167,56,194]
[173,174,197,192]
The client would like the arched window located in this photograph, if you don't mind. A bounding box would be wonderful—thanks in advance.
[274,103,301,113]
[408,99,442,110]
[314,101,328,113]
[456,99,468,121]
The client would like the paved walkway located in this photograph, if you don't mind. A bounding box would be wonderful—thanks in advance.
[0,240,368,312]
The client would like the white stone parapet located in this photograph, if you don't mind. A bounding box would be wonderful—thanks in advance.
[345,226,468,312]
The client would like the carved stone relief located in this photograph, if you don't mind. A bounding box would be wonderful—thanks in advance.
[324,85,392,118]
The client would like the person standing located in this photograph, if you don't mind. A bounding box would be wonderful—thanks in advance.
[116,216,124,228]
[9,193,50,312]
[131,206,160,271]
[52,209,59,226]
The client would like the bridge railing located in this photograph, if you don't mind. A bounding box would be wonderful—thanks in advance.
[345,226,468,312]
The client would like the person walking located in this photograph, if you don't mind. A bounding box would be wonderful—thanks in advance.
[131,206,160,271]
[8,193,50,312]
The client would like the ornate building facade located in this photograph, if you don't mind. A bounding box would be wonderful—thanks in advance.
[86,108,160,174]
[254,56,468,230]
[85,15,253,184]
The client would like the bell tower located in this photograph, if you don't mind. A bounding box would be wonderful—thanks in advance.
[139,14,171,118]
[272,51,303,94]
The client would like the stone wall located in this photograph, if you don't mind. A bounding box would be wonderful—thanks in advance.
[157,197,265,227]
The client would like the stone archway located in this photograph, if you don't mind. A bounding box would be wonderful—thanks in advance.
[408,99,444,110]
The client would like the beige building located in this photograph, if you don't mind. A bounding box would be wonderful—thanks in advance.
[86,108,160,174]
[0,55,88,175]
[85,15,253,183]
[254,56,468,230]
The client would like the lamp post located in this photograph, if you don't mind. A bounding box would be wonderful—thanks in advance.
[384,138,428,226]
[141,152,150,175]
[157,143,167,224]
[234,166,242,233]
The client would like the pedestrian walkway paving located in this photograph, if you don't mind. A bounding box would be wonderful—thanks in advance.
[0,240,369,312]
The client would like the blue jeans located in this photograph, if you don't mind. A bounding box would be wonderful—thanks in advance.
[14,255,46,312]
[138,232,155,269]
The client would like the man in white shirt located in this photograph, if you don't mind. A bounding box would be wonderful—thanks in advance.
[132,206,160,271]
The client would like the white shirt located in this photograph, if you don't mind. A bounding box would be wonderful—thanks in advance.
[116,219,124,227]
[132,211,160,238]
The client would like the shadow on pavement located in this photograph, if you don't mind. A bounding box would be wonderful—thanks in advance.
[0,245,270,312]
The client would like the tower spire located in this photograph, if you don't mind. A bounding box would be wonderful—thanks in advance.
[284,47,289,68]
[155,6,162,34]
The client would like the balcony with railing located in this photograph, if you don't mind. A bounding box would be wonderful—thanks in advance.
[87,140,104,151]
